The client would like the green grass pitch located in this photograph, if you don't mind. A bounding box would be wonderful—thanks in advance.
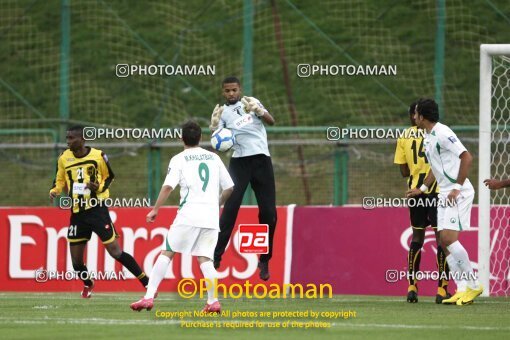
[0,293,509,339]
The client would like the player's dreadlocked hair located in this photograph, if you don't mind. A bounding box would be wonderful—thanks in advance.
[416,98,439,122]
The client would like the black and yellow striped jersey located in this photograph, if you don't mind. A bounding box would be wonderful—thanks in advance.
[394,126,438,194]
[50,147,114,213]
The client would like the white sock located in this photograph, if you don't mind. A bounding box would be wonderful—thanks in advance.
[200,261,218,304]
[446,254,467,292]
[145,255,171,299]
[447,241,480,289]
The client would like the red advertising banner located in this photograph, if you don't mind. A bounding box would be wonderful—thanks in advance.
[0,206,290,292]
[290,206,488,296]
[3,205,507,295]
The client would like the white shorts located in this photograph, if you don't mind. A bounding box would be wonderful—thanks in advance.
[162,224,218,260]
[437,189,474,232]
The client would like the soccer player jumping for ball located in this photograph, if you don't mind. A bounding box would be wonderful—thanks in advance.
[394,101,450,303]
[131,121,234,312]
[50,125,149,298]
[209,76,277,281]
[407,99,483,305]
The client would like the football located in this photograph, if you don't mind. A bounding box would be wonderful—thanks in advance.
[211,128,235,152]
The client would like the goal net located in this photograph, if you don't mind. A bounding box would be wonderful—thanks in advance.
[479,44,510,297]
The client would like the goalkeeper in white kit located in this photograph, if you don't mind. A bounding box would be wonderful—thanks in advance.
[210,76,277,281]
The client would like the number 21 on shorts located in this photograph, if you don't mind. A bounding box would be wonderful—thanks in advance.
[237,224,269,254]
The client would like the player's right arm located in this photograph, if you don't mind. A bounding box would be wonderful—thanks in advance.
[454,150,472,187]
[49,154,65,201]
[147,157,180,222]
[146,185,173,223]
[406,170,436,198]
[399,164,410,178]
[439,127,472,202]
[422,169,436,188]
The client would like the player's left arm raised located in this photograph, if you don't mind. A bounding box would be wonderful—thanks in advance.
[242,96,275,125]
[259,108,275,125]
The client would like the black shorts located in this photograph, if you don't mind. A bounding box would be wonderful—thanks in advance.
[409,193,438,229]
[68,206,118,245]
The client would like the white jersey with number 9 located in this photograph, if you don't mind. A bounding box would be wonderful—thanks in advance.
[163,147,234,230]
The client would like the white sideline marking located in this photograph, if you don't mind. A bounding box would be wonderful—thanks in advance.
[0,293,507,305]
[0,294,180,302]
[331,323,510,331]
[0,317,180,325]
[0,317,509,331]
